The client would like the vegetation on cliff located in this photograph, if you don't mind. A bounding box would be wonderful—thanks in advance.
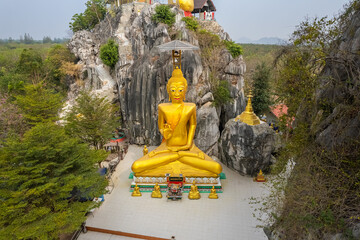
[182,16,199,31]
[260,1,360,238]
[69,0,106,32]
[100,39,119,68]
[152,4,176,27]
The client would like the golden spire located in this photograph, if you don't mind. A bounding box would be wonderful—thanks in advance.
[235,91,261,126]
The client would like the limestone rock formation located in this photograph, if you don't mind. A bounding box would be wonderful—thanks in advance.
[194,102,220,156]
[219,119,278,176]
[313,9,360,150]
[67,2,246,149]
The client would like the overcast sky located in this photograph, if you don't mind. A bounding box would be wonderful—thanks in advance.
[0,0,351,41]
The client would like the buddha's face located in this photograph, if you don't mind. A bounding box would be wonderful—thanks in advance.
[169,81,186,103]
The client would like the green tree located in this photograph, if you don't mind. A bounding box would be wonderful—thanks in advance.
[16,48,43,84]
[0,71,25,95]
[16,83,64,125]
[182,16,199,31]
[42,36,52,44]
[65,91,119,149]
[0,94,27,143]
[224,41,243,58]
[100,39,119,68]
[69,0,107,32]
[152,5,176,27]
[0,122,108,239]
[44,44,77,89]
[252,62,272,115]
[213,80,232,107]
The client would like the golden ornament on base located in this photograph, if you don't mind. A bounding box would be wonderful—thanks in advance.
[254,170,267,182]
[132,184,142,197]
[208,186,218,199]
[188,181,200,200]
[151,183,162,198]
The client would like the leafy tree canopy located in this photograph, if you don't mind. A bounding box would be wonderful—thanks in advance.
[100,39,119,68]
[64,91,119,149]
[69,0,107,32]
[182,16,199,31]
[252,62,272,115]
[152,4,176,27]
[44,44,77,89]
[0,93,27,143]
[16,48,43,83]
[213,80,232,107]
[224,41,243,59]
[0,122,108,239]
[16,83,64,125]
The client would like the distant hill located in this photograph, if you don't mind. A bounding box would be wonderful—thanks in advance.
[236,37,288,45]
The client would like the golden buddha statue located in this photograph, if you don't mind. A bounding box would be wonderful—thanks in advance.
[235,91,260,126]
[254,170,266,182]
[208,186,218,199]
[131,69,222,177]
[151,183,162,198]
[188,181,200,199]
[132,184,142,197]
[143,145,148,156]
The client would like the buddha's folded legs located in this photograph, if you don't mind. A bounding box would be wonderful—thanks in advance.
[178,156,222,174]
[132,153,179,173]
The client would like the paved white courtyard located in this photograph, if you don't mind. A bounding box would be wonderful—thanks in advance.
[79,145,269,240]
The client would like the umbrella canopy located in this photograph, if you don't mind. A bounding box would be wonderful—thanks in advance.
[157,40,199,52]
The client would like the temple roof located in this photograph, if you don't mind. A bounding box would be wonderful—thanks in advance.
[270,104,288,118]
[193,0,216,11]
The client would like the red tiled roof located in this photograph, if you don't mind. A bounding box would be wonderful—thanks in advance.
[270,104,288,118]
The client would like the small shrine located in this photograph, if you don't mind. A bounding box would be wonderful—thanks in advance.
[235,91,261,126]
[254,170,267,182]
[192,0,216,21]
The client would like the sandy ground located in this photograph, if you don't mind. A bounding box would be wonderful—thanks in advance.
[78,145,269,240]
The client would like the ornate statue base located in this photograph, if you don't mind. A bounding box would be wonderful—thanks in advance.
[130,177,223,193]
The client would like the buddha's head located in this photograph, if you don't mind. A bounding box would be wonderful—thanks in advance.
[167,69,188,103]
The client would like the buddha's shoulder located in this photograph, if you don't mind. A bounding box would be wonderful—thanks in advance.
[184,102,196,109]
[158,103,171,109]
[158,102,196,109]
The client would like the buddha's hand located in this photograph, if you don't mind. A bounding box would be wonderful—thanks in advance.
[168,143,192,152]
[162,124,173,140]
[167,146,180,152]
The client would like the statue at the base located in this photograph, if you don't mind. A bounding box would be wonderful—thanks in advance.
[131,69,222,177]
[151,183,162,198]
[254,170,267,182]
[143,145,148,156]
[208,186,218,199]
[132,184,142,197]
[188,181,200,199]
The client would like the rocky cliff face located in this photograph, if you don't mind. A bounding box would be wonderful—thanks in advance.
[313,9,360,150]
[68,2,246,150]
[219,120,278,176]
